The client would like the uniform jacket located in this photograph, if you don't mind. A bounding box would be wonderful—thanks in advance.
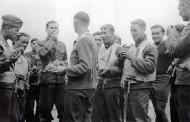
[172,22,190,85]
[0,35,16,84]
[36,37,67,84]
[65,32,98,89]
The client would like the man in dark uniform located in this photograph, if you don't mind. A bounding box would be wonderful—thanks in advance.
[62,11,98,122]
[0,15,23,122]
[36,20,67,122]
[150,25,172,122]
[171,0,190,121]
[25,38,41,122]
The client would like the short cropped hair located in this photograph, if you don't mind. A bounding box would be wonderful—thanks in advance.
[74,11,89,25]
[17,32,30,40]
[46,20,57,28]
[151,25,165,33]
[31,38,39,44]
[131,19,146,29]
[93,31,102,36]
[100,24,115,33]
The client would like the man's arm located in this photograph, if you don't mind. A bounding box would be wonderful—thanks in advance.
[131,45,158,74]
[172,25,190,58]
[66,38,93,77]
[36,37,57,57]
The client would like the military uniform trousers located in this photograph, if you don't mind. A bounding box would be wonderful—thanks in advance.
[91,81,123,122]
[150,74,170,122]
[62,89,94,122]
[125,82,152,122]
[0,82,13,122]
[39,83,65,122]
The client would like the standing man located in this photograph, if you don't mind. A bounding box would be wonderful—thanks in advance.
[25,38,41,122]
[62,11,98,122]
[36,20,67,122]
[0,15,23,122]
[91,24,122,122]
[150,25,172,122]
[12,32,30,122]
[120,19,158,122]
[93,31,103,52]
[171,0,190,121]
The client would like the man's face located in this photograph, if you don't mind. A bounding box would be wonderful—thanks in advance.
[7,26,20,41]
[178,2,190,21]
[130,24,145,43]
[101,27,113,37]
[15,35,29,52]
[151,27,164,44]
[102,35,113,49]
[30,40,38,51]
[46,22,59,36]
[94,34,103,48]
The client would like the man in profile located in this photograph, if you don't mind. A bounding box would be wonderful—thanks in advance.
[62,11,98,122]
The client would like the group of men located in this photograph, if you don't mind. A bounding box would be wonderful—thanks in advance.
[0,0,190,122]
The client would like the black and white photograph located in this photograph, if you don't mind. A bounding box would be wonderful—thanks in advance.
[0,0,189,122]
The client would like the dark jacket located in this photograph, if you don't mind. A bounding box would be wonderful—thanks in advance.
[172,23,190,85]
[36,37,67,85]
[25,51,41,85]
[65,32,98,89]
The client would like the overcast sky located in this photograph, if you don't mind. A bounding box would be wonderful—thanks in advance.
[0,0,185,53]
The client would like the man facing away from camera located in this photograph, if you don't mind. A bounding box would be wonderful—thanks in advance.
[170,0,190,121]
[62,11,98,122]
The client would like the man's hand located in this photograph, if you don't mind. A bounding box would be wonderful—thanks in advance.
[50,30,59,41]
[121,51,136,61]
[51,66,66,74]
[99,68,111,78]
[7,50,21,63]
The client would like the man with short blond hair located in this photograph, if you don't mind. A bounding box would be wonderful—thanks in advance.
[120,19,158,122]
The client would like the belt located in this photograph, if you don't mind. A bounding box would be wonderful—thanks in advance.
[177,64,190,72]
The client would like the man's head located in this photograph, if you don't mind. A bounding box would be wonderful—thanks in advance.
[101,34,114,49]
[73,11,89,34]
[30,38,39,51]
[178,0,190,21]
[151,25,165,45]
[14,32,30,53]
[93,31,103,48]
[100,24,115,37]
[1,15,23,41]
[114,35,122,45]
[130,19,146,45]
[46,20,59,36]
